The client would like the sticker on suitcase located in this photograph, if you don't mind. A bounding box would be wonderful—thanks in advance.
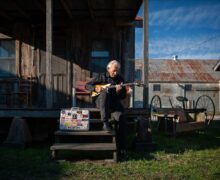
[59,108,89,131]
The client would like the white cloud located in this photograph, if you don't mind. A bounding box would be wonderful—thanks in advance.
[135,3,220,59]
[136,33,220,59]
[149,4,220,29]
[179,53,220,59]
[149,35,220,59]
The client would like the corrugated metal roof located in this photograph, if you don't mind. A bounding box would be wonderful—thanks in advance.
[135,59,220,83]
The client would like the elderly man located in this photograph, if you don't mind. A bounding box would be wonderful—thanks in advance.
[85,60,127,151]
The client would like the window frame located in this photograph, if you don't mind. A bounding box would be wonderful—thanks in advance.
[0,39,16,78]
[153,84,161,92]
[89,39,110,77]
[185,84,192,91]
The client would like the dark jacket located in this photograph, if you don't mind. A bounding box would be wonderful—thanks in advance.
[85,72,126,100]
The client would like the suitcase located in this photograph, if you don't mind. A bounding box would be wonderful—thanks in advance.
[59,107,90,131]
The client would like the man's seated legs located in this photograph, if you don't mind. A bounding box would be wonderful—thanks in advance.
[95,90,111,131]
[111,111,127,151]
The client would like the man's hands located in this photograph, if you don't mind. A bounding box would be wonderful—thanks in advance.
[95,86,104,93]
[94,83,123,93]
[116,83,122,93]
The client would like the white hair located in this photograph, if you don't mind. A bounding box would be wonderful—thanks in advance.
[106,60,121,70]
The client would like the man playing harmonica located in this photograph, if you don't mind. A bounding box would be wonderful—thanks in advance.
[85,60,127,151]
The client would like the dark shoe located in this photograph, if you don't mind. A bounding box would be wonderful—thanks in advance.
[103,122,112,132]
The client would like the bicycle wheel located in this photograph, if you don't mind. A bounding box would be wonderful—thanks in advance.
[195,95,215,125]
[150,95,162,121]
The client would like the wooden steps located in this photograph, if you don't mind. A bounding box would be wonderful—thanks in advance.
[89,119,103,123]
[54,130,115,136]
[49,108,152,162]
[51,127,117,161]
[49,108,151,161]
[50,143,116,151]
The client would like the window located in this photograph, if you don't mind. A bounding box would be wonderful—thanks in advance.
[153,84,161,91]
[90,40,109,77]
[185,84,192,91]
[0,40,15,77]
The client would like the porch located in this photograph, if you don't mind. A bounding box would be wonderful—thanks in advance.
[0,0,152,156]
[0,0,144,112]
[0,108,60,118]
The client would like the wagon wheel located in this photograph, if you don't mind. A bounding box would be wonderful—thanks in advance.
[150,95,162,121]
[195,95,215,126]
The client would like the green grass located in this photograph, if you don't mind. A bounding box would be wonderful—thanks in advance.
[0,121,220,180]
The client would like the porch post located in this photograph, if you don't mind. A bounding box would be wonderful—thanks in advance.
[46,0,53,108]
[134,0,156,152]
[143,0,149,108]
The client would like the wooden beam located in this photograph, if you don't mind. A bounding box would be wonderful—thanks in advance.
[112,0,116,24]
[33,0,46,13]
[0,27,10,33]
[0,11,13,21]
[87,0,95,20]
[133,0,143,18]
[143,0,148,108]
[0,33,12,39]
[46,0,53,108]
[10,0,30,19]
[66,35,72,106]
[15,40,21,77]
[60,0,72,18]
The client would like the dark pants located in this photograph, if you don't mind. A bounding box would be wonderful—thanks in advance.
[95,90,127,150]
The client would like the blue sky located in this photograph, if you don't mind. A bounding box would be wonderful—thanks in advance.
[135,0,220,59]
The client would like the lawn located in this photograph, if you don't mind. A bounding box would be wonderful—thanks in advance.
[0,121,220,180]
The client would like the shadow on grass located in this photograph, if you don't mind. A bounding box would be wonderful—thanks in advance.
[153,120,220,154]
[0,121,219,178]
[121,120,220,162]
[0,144,63,179]
[0,141,107,179]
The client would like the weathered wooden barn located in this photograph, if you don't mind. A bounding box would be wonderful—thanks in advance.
[0,0,143,118]
[135,59,220,114]
[0,0,150,145]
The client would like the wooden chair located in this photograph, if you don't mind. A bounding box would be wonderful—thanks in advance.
[0,79,20,107]
[0,82,10,106]
[12,77,34,107]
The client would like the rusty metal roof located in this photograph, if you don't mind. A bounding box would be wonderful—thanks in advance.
[136,59,220,83]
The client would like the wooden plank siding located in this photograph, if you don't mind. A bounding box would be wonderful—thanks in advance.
[0,21,135,109]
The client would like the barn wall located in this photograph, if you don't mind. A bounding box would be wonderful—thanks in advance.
[149,83,220,114]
